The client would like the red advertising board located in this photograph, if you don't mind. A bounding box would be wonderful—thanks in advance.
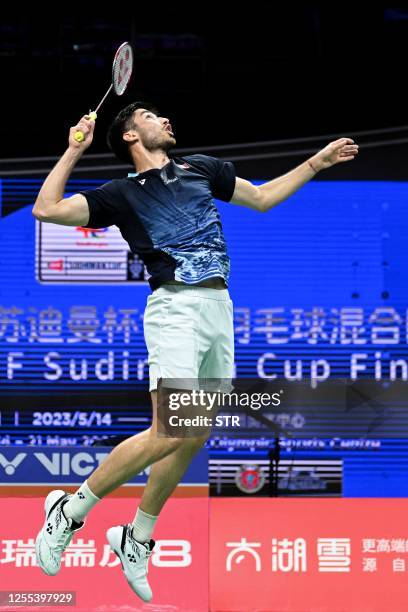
[0,497,209,611]
[3,497,408,611]
[210,498,408,612]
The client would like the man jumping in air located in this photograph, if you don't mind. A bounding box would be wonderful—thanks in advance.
[33,102,358,602]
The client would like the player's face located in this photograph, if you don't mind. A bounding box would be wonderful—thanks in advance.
[133,108,176,151]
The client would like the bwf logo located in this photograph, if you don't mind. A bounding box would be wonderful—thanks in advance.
[0,452,27,475]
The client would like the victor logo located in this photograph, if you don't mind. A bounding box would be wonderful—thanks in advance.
[0,453,27,476]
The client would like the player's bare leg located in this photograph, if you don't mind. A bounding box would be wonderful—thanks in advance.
[35,390,185,584]
[86,393,184,498]
[105,390,209,603]
[136,390,208,516]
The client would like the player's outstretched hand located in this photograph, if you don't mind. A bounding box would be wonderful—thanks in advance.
[309,138,359,171]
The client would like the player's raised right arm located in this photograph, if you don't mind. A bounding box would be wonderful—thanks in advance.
[32,115,95,226]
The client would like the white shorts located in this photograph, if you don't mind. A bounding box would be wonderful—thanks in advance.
[143,284,234,392]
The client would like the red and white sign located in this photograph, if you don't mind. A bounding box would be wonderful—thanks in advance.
[210,498,408,612]
[0,497,208,611]
[36,221,147,284]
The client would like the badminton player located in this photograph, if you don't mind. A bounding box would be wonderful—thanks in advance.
[32,102,358,602]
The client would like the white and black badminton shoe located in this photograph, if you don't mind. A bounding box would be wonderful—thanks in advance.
[106,524,155,602]
[35,489,85,576]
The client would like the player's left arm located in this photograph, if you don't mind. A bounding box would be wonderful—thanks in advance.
[230,138,358,212]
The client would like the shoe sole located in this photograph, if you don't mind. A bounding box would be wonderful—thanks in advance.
[35,529,55,576]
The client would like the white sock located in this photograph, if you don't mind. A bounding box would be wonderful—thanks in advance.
[63,480,100,523]
[131,507,158,543]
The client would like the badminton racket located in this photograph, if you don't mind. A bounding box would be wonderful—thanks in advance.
[74,41,133,142]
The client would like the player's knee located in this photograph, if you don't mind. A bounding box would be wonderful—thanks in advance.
[180,432,210,451]
[154,434,185,454]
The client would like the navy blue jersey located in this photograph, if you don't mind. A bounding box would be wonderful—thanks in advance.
[79,154,236,290]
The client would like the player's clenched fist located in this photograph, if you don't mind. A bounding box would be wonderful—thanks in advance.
[69,115,96,150]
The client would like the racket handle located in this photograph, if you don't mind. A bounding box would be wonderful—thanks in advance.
[74,111,97,143]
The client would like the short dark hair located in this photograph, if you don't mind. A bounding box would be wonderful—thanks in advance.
[107,101,159,165]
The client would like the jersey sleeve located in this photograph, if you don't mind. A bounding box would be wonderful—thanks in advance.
[186,155,236,202]
[78,180,127,228]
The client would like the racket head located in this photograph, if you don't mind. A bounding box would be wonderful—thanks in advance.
[112,42,133,96]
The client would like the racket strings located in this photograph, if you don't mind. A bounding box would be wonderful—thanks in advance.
[113,44,133,95]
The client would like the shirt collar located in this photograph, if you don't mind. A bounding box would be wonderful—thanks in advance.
[127,159,173,179]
